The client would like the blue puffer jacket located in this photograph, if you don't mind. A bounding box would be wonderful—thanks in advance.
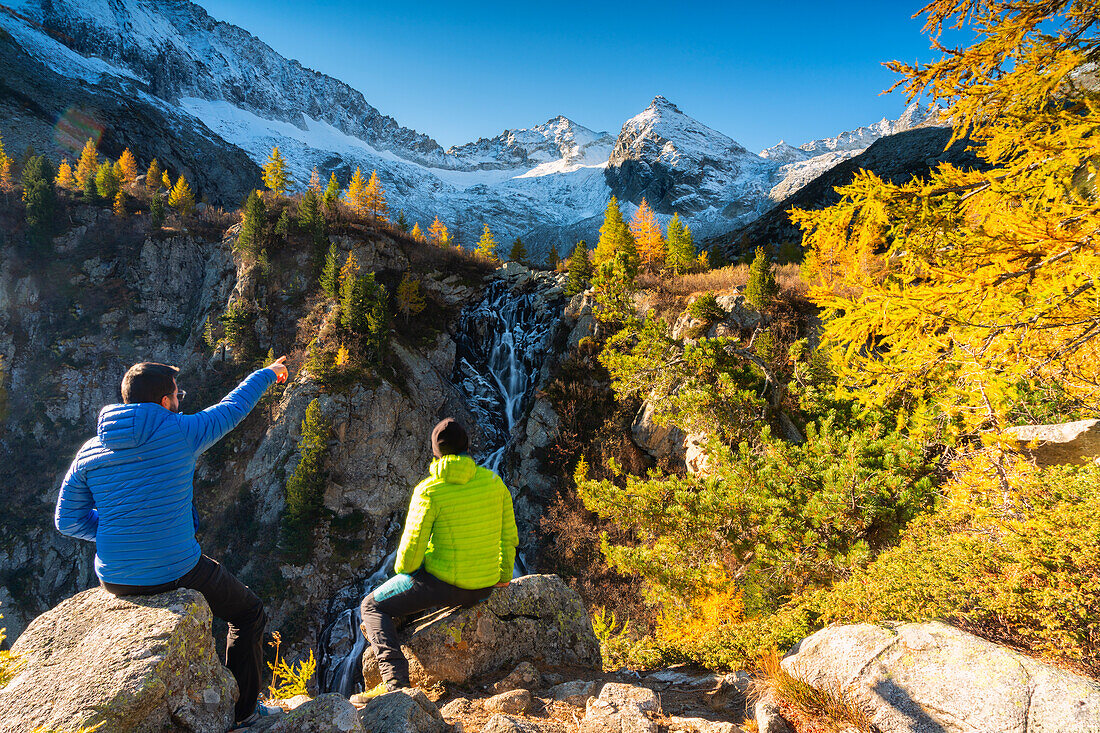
[55,368,276,585]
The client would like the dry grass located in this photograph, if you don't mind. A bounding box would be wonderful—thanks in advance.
[640,263,808,300]
[749,649,877,733]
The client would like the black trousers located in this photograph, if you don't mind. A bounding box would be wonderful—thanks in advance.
[359,568,494,690]
[100,555,267,723]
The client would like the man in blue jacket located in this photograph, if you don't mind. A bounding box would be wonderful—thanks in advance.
[55,357,288,727]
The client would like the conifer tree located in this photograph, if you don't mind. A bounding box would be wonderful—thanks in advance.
[21,155,57,235]
[594,196,639,277]
[238,190,267,255]
[168,175,195,215]
[113,189,126,218]
[319,242,340,299]
[664,213,695,275]
[396,272,426,323]
[547,243,559,270]
[118,148,138,183]
[629,198,665,271]
[0,133,10,189]
[262,146,291,195]
[707,245,727,269]
[297,188,325,246]
[55,159,75,190]
[364,169,388,221]
[509,237,527,264]
[150,194,165,228]
[146,159,163,191]
[161,170,171,190]
[410,222,425,243]
[341,273,370,333]
[95,161,120,202]
[339,251,360,304]
[308,167,322,192]
[476,224,498,260]
[323,172,340,211]
[396,209,408,232]
[275,209,291,238]
[343,167,368,217]
[744,246,777,309]
[365,280,389,360]
[565,240,593,297]
[75,138,98,192]
[428,216,449,246]
[282,398,329,551]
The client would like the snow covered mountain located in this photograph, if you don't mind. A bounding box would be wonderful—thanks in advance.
[0,0,946,256]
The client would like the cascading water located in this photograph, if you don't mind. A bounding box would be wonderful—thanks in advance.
[317,271,565,696]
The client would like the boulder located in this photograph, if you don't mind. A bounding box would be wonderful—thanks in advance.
[251,693,362,732]
[667,717,744,733]
[492,661,541,694]
[581,695,657,733]
[483,689,531,715]
[546,679,599,708]
[362,575,600,687]
[1006,418,1100,466]
[563,292,597,349]
[0,588,235,733]
[482,715,566,733]
[597,683,661,714]
[782,622,1100,733]
[632,400,687,462]
[358,688,447,733]
[753,694,792,733]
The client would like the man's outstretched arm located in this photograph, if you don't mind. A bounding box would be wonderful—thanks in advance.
[55,460,98,541]
[179,356,288,454]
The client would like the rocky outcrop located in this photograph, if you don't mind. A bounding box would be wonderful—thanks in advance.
[782,622,1100,733]
[0,588,235,733]
[362,574,600,687]
[252,694,363,732]
[1006,418,1100,466]
[357,689,448,733]
[580,683,662,733]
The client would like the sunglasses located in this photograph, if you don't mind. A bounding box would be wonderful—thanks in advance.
[175,389,187,402]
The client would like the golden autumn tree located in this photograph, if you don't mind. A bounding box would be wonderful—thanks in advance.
[309,167,322,192]
[343,167,368,217]
[262,146,291,195]
[55,159,75,189]
[0,132,10,189]
[113,189,126,218]
[475,223,498,260]
[364,169,388,221]
[146,159,163,191]
[396,272,426,323]
[796,0,1100,435]
[629,197,665,271]
[428,216,450,246]
[410,222,426,243]
[593,196,639,276]
[161,169,172,190]
[117,148,139,183]
[75,138,98,190]
[168,174,195,215]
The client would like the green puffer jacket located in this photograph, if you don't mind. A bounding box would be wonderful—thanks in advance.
[394,454,519,589]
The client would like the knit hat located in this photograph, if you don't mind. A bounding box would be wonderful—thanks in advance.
[431,418,470,458]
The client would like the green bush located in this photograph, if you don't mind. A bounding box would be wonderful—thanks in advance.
[686,292,726,324]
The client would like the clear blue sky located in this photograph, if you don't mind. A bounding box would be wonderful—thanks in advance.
[199,0,955,153]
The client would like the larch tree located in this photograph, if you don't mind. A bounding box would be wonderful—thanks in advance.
[161,169,172,190]
[629,198,665,271]
[75,138,98,191]
[476,224,498,261]
[343,167,368,217]
[795,0,1100,433]
[308,167,322,192]
[396,209,408,232]
[95,161,120,202]
[323,173,340,211]
[396,272,427,323]
[146,159,163,191]
[168,174,195,215]
[55,159,75,190]
[0,133,10,189]
[594,196,639,277]
[364,169,388,221]
[113,189,126,218]
[428,216,450,246]
[664,213,695,275]
[509,237,528,264]
[548,243,560,270]
[410,221,426,243]
[262,146,291,195]
[118,148,139,183]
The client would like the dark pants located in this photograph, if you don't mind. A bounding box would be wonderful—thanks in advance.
[359,568,494,690]
[101,555,267,723]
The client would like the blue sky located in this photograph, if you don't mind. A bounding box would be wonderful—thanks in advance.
[200,1,952,152]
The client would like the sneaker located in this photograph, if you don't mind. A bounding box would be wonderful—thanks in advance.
[231,702,283,729]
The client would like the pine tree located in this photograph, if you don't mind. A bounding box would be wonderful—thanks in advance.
[168,175,195,215]
[113,189,126,218]
[319,242,340,299]
[547,243,559,270]
[396,209,408,232]
[565,240,593,297]
[95,161,120,202]
[629,198,665,271]
[238,190,267,255]
[343,167,368,217]
[410,222,425,242]
[21,155,57,234]
[476,224,498,260]
[146,159,163,191]
[275,209,291,238]
[323,172,340,211]
[364,169,388,221]
[118,148,139,183]
[75,138,98,192]
[262,146,291,195]
[365,280,389,361]
[339,251,360,305]
[509,237,527,264]
[428,216,449,246]
[297,188,325,246]
[150,194,165,228]
[55,159,75,190]
[282,398,329,552]
[664,213,695,275]
[594,196,639,277]
[744,246,777,309]
[308,167,322,192]
[340,273,370,333]
[0,133,10,189]
[396,272,426,322]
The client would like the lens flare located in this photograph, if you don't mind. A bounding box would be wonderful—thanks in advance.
[53,107,103,155]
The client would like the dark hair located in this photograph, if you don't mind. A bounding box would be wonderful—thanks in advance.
[431,418,469,458]
[121,362,179,404]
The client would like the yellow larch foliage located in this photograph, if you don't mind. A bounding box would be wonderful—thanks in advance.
[475,223,497,260]
[339,250,359,288]
[410,222,426,243]
[335,344,349,367]
[117,148,139,183]
[309,167,322,192]
[55,159,75,189]
[0,133,9,189]
[428,216,449,246]
[113,189,126,218]
[343,167,368,217]
[146,159,163,191]
[396,272,426,322]
[629,197,665,271]
[796,0,1100,434]
[161,170,171,190]
[262,145,291,195]
[75,138,98,189]
[167,175,195,214]
[364,169,388,221]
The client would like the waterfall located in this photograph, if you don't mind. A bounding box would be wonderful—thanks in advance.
[317,268,564,695]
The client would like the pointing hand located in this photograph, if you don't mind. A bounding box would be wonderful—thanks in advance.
[267,355,289,384]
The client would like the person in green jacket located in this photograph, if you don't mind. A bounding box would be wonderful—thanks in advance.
[359,418,519,691]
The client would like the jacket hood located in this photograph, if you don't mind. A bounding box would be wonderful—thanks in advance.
[97,403,172,450]
[428,454,477,485]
